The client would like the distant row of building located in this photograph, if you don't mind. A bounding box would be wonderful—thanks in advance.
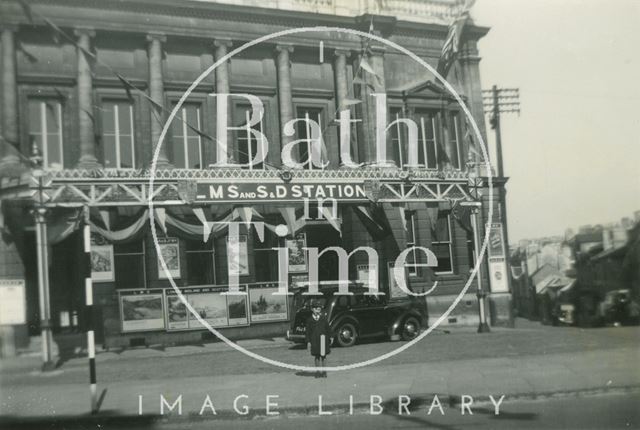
[510,211,640,326]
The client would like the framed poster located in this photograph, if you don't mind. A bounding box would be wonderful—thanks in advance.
[286,233,307,273]
[90,233,114,282]
[0,279,26,325]
[487,223,505,258]
[157,237,181,279]
[249,282,288,323]
[357,264,378,289]
[119,289,165,332]
[387,262,408,299]
[227,235,249,276]
[290,274,309,290]
[165,292,188,330]
[226,285,249,326]
[187,289,229,329]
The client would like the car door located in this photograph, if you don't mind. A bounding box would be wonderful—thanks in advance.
[352,294,388,338]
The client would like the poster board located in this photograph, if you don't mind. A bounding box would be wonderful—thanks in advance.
[0,279,26,325]
[227,235,249,276]
[248,282,288,323]
[387,262,409,299]
[119,289,166,332]
[90,233,114,282]
[486,223,509,293]
[286,233,308,273]
[157,237,181,279]
[164,285,249,331]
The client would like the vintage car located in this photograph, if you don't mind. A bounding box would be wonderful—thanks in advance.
[286,285,428,347]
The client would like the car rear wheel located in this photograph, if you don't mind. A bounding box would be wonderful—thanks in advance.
[335,322,358,347]
[401,317,421,341]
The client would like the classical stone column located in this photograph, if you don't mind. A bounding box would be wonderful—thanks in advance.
[275,44,295,166]
[213,38,233,166]
[333,48,356,167]
[354,45,391,167]
[458,40,488,168]
[0,26,20,167]
[75,28,100,169]
[147,33,170,168]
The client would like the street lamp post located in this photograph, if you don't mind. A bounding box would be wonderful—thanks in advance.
[29,143,55,371]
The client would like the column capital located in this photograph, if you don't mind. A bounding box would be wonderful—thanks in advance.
[73,27,96,39]
[275,43,294,54]
[213,38,233,49]
[334,48,351,58]
[368,44,386,56]
[146,32,167,44]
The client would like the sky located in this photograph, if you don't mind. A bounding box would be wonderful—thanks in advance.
[471,0,640,244]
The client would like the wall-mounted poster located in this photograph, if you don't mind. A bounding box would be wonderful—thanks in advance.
[226,285,249,326]
[487,223,505,258]
[90,233,114,282]
[286,233,307,273]
[357,264,378,290]
[388,262,408,299]
[157,237,180,279]
[119,289,165,332]
[227,235,249,276]
[0,279,26,325]
[187,287,229,329]
[165,291,188,330]
[249,282,288,322]
[290,274,309,290]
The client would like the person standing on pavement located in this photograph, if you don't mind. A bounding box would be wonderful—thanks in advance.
[306,300,333,378]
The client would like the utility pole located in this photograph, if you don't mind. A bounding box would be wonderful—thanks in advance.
[481,86,520,325]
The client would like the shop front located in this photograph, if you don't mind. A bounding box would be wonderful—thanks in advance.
[0,166,486,349]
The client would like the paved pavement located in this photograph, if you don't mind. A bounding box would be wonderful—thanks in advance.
[0,320,638,427]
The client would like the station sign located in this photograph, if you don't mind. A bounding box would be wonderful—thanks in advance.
[194,182,368,203]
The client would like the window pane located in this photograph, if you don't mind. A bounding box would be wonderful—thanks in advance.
[187,252,215,285]
[102,103,115,133]
[46,132,62,166]
[115,254,145,288]
[118,104,133,137]
[432,243,452,273]
[433,216,450,241]
[187,136,201,168]
[120,135,134,168]
[45,103,60,133]
[449,113,460,169]
[28,102,41,133]
[102,135,117,167]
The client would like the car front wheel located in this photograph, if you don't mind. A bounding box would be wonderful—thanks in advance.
[335,322,358,347]
[401,316,421,341]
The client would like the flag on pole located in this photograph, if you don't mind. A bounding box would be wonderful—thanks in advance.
[436,0,475,77]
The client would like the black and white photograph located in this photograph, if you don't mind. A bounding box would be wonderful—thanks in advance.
[249,283,288,322]
[118,290,166,332]
[0,0,638,429]
[286,233,308,273]
[157,237,181,279]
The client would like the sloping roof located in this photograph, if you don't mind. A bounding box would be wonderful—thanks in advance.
[536,275,573,295]
[591,243,628,262]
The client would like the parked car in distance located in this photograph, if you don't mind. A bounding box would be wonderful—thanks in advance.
[286,284,428,347]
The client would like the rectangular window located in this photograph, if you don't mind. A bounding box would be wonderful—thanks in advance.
[234,104,266,169]
[432,214,454,274]
[102,101,135,168]
[449,112,462,169]
[415,109,438,169]
[405,210,419,276]
[171,103,203,169]
[253,225,279,282]
[389,107,404,167]
[28,99,64,168]
[295,106,324,170]
[186,239,215,285]
[114,240,146,288]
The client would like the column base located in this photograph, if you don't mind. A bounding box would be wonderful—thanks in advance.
[77,156,102,170]
[41,360,57,372]
[477,322,491,333]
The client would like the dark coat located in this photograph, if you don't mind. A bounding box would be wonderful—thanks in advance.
[305,313,333,357]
